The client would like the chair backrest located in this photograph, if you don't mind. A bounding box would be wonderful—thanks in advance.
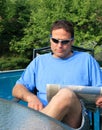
[33,46,94,59]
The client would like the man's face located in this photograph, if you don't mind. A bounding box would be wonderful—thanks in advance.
[50,28,74,58]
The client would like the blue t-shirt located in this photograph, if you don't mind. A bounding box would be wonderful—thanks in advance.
[16,51,102,106]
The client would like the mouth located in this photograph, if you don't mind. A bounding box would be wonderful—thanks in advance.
[56,49,64,53]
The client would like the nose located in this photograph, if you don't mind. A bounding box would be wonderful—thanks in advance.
[57,42,63,47]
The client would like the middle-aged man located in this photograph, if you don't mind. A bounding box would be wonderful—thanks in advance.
[12,20,102,130]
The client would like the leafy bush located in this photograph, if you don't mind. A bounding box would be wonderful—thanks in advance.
[0,56,30,71]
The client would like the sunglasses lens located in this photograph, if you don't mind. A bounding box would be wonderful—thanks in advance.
[52,38,59,43]
[61,40,70,44]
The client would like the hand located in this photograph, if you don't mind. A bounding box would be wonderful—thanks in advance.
[96,96,102,108]
[27,95,44,111]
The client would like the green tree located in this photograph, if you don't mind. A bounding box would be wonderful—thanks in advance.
[10,0,102,56]
[0,0,31,55]
[0,0,102,70]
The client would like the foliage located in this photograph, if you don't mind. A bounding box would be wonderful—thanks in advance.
[0,0,102,70]
[10,0,102,53]
[0,56,30,71]
[0,0,31,55]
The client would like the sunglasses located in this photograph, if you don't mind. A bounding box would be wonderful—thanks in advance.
[51,37,73,45]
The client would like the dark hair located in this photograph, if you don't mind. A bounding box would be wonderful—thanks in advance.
[50,20,74,38]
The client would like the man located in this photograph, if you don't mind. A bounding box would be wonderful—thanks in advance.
[12,20,102,129]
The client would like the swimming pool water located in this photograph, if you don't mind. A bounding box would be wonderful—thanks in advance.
[0,70,23,100]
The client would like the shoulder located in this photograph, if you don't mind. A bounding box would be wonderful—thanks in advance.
[73,51,99,65]
[26,53,51,68]
[35,53,51,60]
[75,51,100,67]
[73,51,93,59]
[31,53,52,64]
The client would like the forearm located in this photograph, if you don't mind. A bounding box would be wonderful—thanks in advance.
[12,84,43,110]
[12,84,36,102]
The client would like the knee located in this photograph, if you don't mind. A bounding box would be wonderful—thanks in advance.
[52,88,77,107]
[59,88,76,100]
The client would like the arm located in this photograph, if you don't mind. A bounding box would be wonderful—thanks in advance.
[12,84,44,111]
[89,56,102,108]
[96,96,102,108]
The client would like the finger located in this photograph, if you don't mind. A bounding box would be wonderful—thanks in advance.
[28,103,36,109]
[38,104,44,111]
[96,102,102,107]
